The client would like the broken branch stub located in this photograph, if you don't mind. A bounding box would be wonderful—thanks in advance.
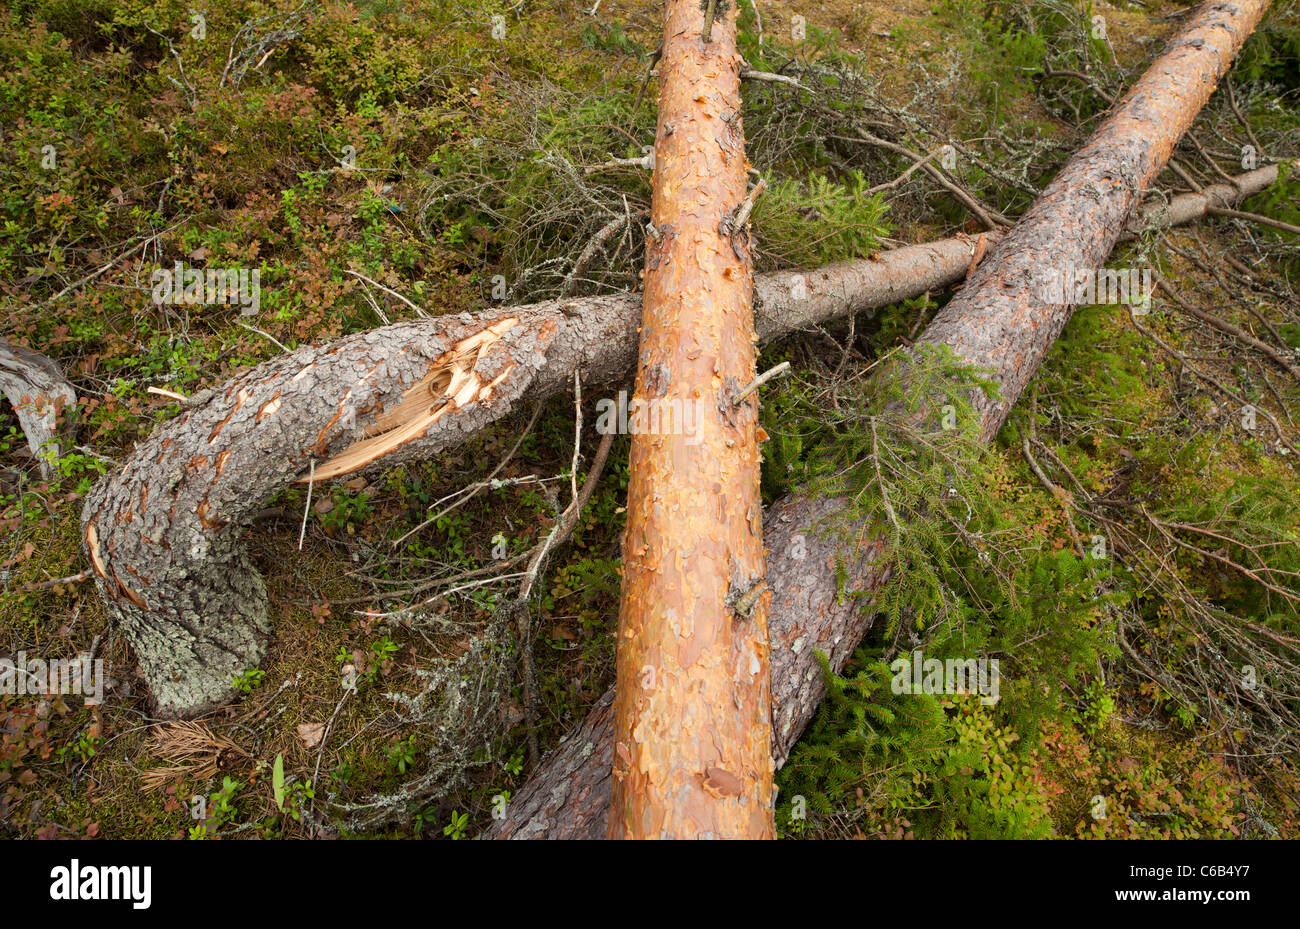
[81,309,560,717]
[0,340,77,479]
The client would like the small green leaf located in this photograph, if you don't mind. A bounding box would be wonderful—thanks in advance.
[272,753,285,812]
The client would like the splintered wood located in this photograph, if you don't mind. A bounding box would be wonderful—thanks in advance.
[302,318,519,482]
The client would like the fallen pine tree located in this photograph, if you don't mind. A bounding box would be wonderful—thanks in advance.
[481,0,1276,839]
[73,152,1284,720]
[76,234,1001,718]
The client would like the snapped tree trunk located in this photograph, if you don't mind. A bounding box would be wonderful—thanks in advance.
[1,341,76,480]
[481,0,1274,838]
[607,0,772,840]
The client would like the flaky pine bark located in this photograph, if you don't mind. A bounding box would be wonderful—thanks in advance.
[485,493,884,839]
[80,158,1280,718]
[483,0,1274,838]
[1,341,76,479]
[608,0,773,839]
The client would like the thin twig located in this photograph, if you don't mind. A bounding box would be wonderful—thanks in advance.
[510,412,615,768]
[344,269,428,318]
[298,459,315,551]
[1225,74,1262,154]
[391,403,543,547]
[733,361,791,406]
[12,570,91,594]
[1208,205,1300,238]
[239,322,289,353]
[634,45,662,111]
[846,131,1010,229]
[740,67,807,91]
[1157,276,1300,381]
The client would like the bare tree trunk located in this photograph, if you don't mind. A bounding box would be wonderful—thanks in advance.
[482,0,1273,839]
[607,0,773,840]
[1,341,76,479]
[79,159,1281,718]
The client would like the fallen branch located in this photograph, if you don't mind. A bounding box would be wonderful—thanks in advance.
[740,66,807,91]
[1207,204,1300,237]
[847,130,1013,230]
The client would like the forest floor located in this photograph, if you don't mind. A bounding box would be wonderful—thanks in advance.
[2,0,1299,840]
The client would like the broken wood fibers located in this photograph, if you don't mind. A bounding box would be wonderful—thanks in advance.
[302,318,518,481]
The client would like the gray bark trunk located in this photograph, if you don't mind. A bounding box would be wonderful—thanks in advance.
[1,341,76,479]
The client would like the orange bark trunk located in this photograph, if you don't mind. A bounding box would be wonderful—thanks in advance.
[607,0,774,839]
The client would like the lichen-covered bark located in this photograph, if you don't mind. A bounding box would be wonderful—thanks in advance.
[607,0,772,839]
[923,0,1273,441]
[483,0,1274,838]
[82,308,559,717]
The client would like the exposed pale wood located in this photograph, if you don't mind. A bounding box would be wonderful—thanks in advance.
[303,319,519,482]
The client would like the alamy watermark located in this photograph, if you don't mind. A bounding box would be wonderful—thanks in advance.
[1033,266,1154,311]
[50,859,150,909]
[595,390,704,446]
[889,650,1000,705]
[151,262,260,316]
[0,652,104,705]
